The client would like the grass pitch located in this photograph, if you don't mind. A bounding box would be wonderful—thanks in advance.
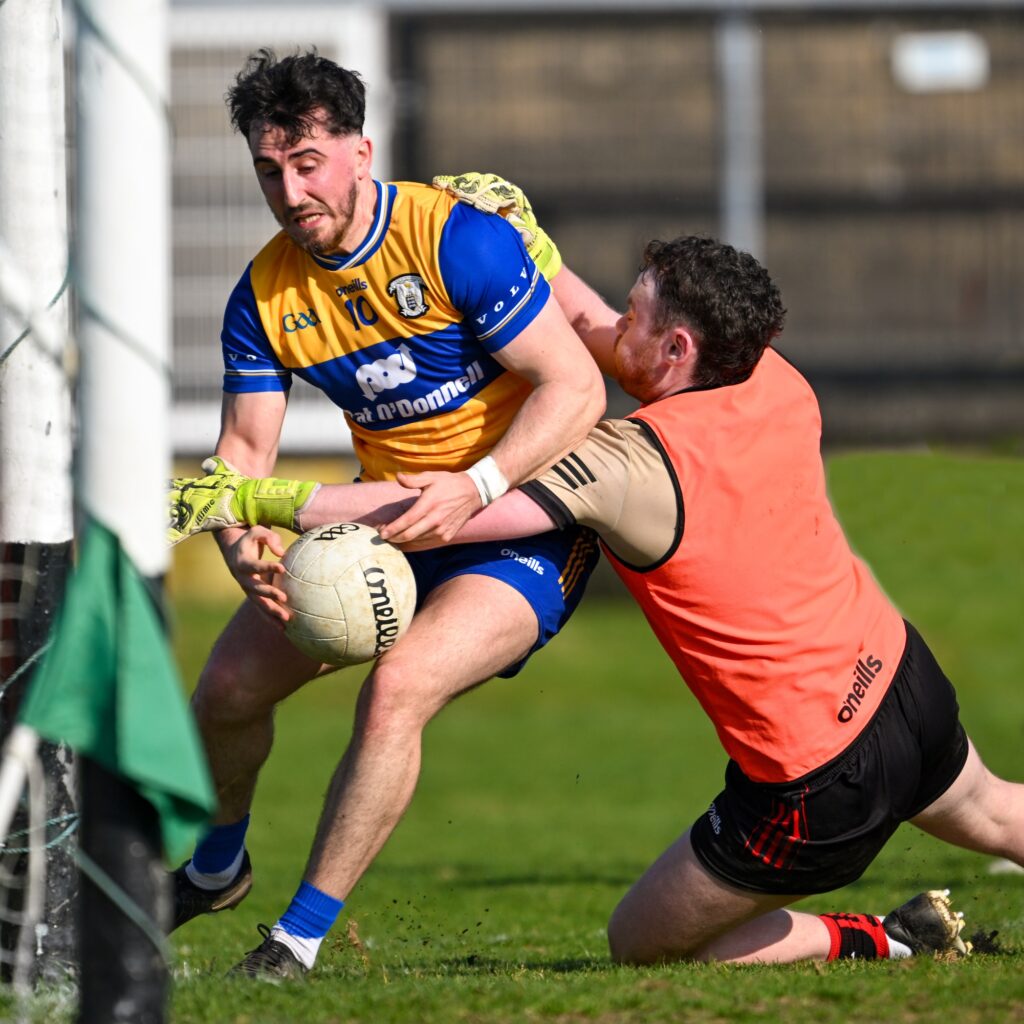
[15,448,1024,1023]
[163,449,1024,1023]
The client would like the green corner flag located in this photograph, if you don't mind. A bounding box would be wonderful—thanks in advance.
[21,519,214,863]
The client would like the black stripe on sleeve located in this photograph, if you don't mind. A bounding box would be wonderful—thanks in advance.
[561,454,592,487]
[550,463,580,490]
[567,452,596,483]
[548,452,597,490]
[519,480,577,530]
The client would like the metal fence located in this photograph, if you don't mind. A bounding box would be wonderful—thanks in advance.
[169,3,1024,452]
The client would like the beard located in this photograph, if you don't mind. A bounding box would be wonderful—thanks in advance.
[282,179,360,257]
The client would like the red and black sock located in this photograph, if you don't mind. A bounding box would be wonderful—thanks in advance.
[819,913,889,960]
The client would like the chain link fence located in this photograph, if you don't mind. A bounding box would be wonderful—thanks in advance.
[170,4,1024,449]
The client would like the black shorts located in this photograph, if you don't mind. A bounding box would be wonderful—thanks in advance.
[689,621,969,895]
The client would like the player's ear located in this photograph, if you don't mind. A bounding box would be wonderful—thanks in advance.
[666,326,696,366]
[354,134,373,178]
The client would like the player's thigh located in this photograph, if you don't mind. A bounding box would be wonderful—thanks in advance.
[911,736,1018,850]
[609,829,796,961]
[406,529,599,679]
[196,599,333,712]
[373,573,538,705]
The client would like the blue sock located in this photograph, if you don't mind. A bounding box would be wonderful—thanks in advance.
[191,815,250,875]
[278,881,344,940]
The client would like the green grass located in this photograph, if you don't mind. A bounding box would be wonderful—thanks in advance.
[11,448,1024,1023]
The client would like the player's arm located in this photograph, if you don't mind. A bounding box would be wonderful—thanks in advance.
[307,422,642,548]
[171,463,556,549]
[171,462,551,544]
[550,266,621,378]
[419,489,556,547]
[172,417,670,571]
[170,420,668,557]
[304,480,556,546]
[477,293,606,484]
[203,260,305,622]
[216,391,284,476]
[434,172,621,376]
[211,391,293,622]
[379,292,605,545]
[412,419,669,563]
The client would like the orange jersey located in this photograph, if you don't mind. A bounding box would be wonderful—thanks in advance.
[526,350,907,782]
[220,180,547,479]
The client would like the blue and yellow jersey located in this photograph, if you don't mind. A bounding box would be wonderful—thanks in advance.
[221,180,551,480]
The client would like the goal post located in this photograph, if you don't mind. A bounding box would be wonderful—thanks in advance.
[0,0,76,990]
[73,1,178,1020]
[1,0,215,1018]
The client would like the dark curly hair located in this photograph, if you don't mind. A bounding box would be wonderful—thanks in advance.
[640,236,786,388]
[227,48,365,144]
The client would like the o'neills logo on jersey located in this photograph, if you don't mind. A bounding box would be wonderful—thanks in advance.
[335,278,368,296]
[363,565,402,657]
[836,655,884,723]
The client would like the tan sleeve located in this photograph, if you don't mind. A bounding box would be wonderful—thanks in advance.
[520,418,681,567]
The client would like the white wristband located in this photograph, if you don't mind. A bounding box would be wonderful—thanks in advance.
[465,455,510,507]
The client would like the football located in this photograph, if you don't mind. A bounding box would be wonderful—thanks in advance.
[281,522,417,667]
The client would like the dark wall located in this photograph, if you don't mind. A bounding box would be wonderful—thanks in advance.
[392,10,1024,443]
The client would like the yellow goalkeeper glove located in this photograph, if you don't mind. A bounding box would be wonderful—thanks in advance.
[432,172,563,281]
[167,456,319,547]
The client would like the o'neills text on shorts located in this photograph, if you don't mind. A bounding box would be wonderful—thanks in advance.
[836,655,883,723]
[707,802,722,835]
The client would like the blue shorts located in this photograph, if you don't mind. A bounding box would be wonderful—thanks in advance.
[405,527,599,677]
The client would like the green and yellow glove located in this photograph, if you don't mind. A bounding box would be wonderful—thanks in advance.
[167,456,319,547]
[432,172,563,281]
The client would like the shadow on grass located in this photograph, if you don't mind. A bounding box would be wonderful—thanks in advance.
[371,862,638,889]
[456,872,635,888]
[429,943,1019,981]
[435,953,609,976]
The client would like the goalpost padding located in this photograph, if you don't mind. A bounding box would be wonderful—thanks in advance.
[78,760,168,1024]
[0,544,75,986]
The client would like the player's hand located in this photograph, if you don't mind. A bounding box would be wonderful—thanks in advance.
[432,172,562,281]
[168,456,319,546]
[168,456,247,546]
[220,525,291,626]
[377,470,481,546]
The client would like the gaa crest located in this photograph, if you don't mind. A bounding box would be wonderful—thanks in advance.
[387,273,430,319]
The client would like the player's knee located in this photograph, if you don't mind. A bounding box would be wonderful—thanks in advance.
[356,659,441,737]
[606,911,630,964]
[607,897,651,965]
[192,654,267,727]
[977,777,1024,856]
[608,892,700,965]
[607,920,649,965]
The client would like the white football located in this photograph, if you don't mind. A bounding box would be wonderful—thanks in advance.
[281,522,417,667]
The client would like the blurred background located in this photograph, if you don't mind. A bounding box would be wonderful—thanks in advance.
[3,4,1021,1013]
[168,0,1024,455]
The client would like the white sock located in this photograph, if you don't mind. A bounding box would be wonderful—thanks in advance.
[185,848,245,891]
[269,925,322,970]
[880,917,914,959]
